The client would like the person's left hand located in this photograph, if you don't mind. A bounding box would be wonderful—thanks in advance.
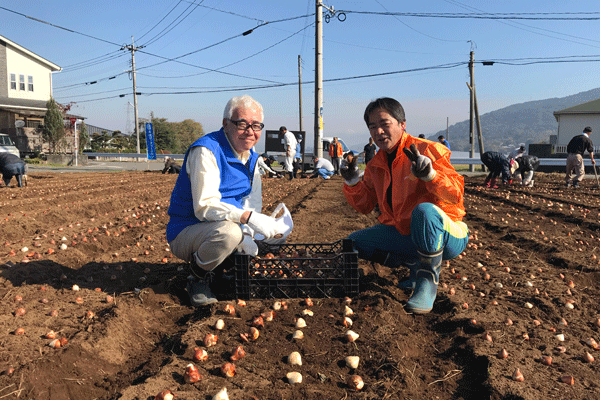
[237,234,258,256]
[403,144,436,181]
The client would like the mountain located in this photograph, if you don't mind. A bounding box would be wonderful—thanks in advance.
[431,87,600,153]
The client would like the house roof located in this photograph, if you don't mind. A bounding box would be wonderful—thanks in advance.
[0,35,61,72]
[0,97,84,119]
[554,97,600,115]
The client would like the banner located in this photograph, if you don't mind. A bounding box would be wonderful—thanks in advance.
[145,123,156,160]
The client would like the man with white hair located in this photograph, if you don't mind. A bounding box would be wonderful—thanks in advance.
[166,95,288,306]
[509,143,526,161]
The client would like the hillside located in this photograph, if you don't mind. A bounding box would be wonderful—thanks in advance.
[431,87,600,153]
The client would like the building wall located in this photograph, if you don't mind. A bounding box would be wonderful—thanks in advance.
[5,45,53,101]
[0,41,7,97]
[556,114,599,146]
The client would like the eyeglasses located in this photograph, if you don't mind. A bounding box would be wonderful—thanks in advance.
[229,119,264,132]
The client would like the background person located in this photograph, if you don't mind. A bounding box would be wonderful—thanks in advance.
[438,135,450,150]
[509,143,526,161]
[363,137,377,164]
[257,153,281,178]
[166,95,288,306]
[280,126,297,180]
[566,126,595,188]
[480,151,512,188]
[0,153,27,187]
[329,136,343,175]
[511,155,540,187]
[310,156,335,180]
[293,135,303,178]
[340,97,468,314]
[162,156,181,174]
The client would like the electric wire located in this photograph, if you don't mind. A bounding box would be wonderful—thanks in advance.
[141,0,204,47]
[137,0,185,42]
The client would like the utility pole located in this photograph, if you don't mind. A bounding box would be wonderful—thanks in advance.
[298,55,305,171]
[314,1,324,159]
[468,51,475,172]
[123,37,142,156]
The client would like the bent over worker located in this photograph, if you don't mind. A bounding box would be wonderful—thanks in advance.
[340,97,468,314]
[0,153,27,187]
[481,151,512,188]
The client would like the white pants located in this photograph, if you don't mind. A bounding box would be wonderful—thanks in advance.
[284,149,296,172]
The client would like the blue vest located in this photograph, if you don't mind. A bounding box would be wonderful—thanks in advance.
[166,129,258,242]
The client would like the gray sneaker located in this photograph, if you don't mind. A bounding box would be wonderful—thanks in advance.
[186,276,218,306]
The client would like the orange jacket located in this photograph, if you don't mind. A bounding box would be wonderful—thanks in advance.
[343,134,465,235]
[329,141,343,158]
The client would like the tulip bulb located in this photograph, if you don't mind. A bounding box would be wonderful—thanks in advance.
[230,346,246,361]
[224,304,235,315]
[154,390,175,400]
[346,330,359,343]
[252,316,264,327]
[49,339,61,348]
[249,327,260,341]
[236,299,246,307]
[184,363,201,384]
[305,298,313,307]
[344,306,354,316]
[347,375,364,390]
[193,347,208,362]
[498,349,509,359]
[204,333,218,347]
[584,352,595,363]
[214,319,225,330]
[221,362,236,378]
[512,368,524,382]
[560,375,575,385]
[287,351,302,366]
[345,356,360,369]
[585,337,598,349]
[292,330,304,340]
[342,317,353,328]
[286,371,302,384]
[45,330,56,339]
[295,318,307,328]
[212,387,229,400]
[540,355,552,366]
[262,310,275,321]
[301,309,314,317]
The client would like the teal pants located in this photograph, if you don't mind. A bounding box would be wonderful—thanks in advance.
[347,203,469,266]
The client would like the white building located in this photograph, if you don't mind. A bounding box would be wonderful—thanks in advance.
[0,34,83,156]
[553,98,600,153]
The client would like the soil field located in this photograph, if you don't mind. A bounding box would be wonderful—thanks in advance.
[1,171,599,400]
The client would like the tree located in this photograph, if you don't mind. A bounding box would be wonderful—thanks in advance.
[42,97,66,153]
[78,122,89,153]
[90,131,110,152]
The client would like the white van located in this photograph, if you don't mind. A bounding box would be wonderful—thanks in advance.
[0,134,20,158]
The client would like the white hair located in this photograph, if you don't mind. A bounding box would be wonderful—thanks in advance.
[223,95,264,121]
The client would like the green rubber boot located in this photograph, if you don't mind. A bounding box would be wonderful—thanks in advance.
[405,249,443,314]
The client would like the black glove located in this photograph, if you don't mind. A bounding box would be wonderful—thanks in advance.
[402,144,436,181]
[340,157,362,185]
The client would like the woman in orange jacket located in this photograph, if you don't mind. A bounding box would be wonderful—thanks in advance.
[329,137,344,175]
[341,97,468,314]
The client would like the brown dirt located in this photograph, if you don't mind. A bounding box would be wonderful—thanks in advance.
[1,171,599,400]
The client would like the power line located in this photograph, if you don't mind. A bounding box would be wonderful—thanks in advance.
[141,0,205,47]
[137,0,185,42]
[66,56,600,104]
[0,6,122,46]
[339,10,600,20]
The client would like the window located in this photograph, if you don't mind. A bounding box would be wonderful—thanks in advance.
[10,74,16,90]
[28,76,33,92]
[19,74,25,91]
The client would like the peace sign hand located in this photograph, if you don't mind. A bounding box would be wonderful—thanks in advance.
[402,144,436,181]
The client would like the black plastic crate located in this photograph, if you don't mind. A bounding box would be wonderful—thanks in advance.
[232,239,359,300]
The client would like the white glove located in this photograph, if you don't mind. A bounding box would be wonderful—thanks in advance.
[340,158,362,186]
[247,212,287,239]
[237,234,258,256]
[402,144,436,182]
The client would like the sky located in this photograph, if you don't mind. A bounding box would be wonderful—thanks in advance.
[2,0,600,153]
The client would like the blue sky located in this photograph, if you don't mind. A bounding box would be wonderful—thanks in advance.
[2,0,600,152]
